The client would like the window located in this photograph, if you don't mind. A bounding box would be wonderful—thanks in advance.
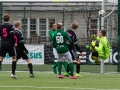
[21,18,55,39]
[30,19,36,35]
[39,18,46,36]
[21,19,28,35]
[89,19,98,35]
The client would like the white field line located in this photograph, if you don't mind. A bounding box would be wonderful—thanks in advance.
[0,86,120,90]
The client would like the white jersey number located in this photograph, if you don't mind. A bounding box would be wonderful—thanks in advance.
[56,36,64,43]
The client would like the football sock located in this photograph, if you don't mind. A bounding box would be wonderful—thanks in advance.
[58,62,62,75]
[0,61,2,67]
[69,63,74,76]
[63,62,68,72]
[53,62,58,68]
[12,61,17,75]
[66,64,69,72]
[28,63,33,75]
[76,63,80,73]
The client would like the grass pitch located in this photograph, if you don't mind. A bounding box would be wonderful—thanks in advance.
[0,71,120,90]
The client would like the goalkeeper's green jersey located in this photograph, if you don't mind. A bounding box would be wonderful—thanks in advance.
[50,29,56,42]
[95,36,110,59]
[53,30,72,54]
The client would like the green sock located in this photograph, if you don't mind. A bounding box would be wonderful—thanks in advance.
[69,63,74,76]
[63,62,68,72]
[53,62,58,68]
[58,62,62,75]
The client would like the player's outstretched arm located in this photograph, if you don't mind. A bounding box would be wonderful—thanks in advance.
[91,35,101,41]
[95,41,103,52]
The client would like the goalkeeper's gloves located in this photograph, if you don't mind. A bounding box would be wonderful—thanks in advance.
[91,34,97,40]
[91,40,96,47]
[85,45,94,51]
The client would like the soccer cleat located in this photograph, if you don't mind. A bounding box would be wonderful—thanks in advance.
[52,66,57,74]
[64,72,69,77]
[76,73,82,77]
[11,74,17,79]
[30,74,35,77]
[58,75,64,78]
[70,76,77,79]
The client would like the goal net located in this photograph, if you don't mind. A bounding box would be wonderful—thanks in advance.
[0,1,118,73]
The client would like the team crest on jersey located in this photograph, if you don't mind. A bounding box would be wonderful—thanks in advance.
[57,33,61,35]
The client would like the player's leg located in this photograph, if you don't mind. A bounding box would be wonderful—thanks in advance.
[52,48,58,74]
[62,57,67,73]
[0,57,3,70]
[26,59,34,77]
[76,57,82,77]
[21,50,34,77]
[0,46,5,70]
[58,54,64,78]
[64,51,77,79]
[92,51,100,63]
[8,46,17,79]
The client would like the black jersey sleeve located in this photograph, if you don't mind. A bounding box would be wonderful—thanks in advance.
[15,30,28,52]
[73,33,82,53]
[10,25,15,37]
[19,32,28,52]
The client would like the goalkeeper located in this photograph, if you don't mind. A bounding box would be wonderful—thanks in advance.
[86,30,110,63]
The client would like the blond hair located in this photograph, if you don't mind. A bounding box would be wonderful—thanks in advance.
[14,21,21,28]
[71,22,78,29]
[57,22,62,29]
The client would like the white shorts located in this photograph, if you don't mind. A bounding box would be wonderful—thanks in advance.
[58,51,73,63]
[53,48,58,59]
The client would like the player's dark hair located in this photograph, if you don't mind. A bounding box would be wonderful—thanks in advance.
[2,13,10,22]
[49,21,55,28]
[100,30,106,36]
[57,22,62,29]
[71,22,78,29]
[14,21,21,28]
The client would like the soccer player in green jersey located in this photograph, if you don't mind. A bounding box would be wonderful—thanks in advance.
[87,30,110,63]
[49,21,58,74]
[53,22,77,79]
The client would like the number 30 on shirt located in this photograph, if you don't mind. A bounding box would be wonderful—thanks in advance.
[56,36,63,43]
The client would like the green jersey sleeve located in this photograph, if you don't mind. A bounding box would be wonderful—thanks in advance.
[95,40,103,51]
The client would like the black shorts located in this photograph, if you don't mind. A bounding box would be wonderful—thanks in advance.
[1,45,16,57]
[69,50,79,60]
[92,51,98,58]
[16,47,29,60]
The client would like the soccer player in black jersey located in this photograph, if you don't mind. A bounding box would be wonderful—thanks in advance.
[65,22,84,77]
[14,21,34,77]
[0,13,17,79]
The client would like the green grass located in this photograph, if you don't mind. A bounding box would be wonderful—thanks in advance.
[0,72,120,90]
[1,64,117,73]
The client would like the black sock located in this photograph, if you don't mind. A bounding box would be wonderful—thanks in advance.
[76,63,80,73]
[28,63,33,75]
[0,61,2,67]
[12,61,17,75]
[66,64,69,72]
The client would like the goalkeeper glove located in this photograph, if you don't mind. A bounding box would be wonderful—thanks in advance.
[91,34,97,40]
[91,40,96,47]
[85,45,94,51]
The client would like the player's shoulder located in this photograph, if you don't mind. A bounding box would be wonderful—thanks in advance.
[15,30,21,34]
